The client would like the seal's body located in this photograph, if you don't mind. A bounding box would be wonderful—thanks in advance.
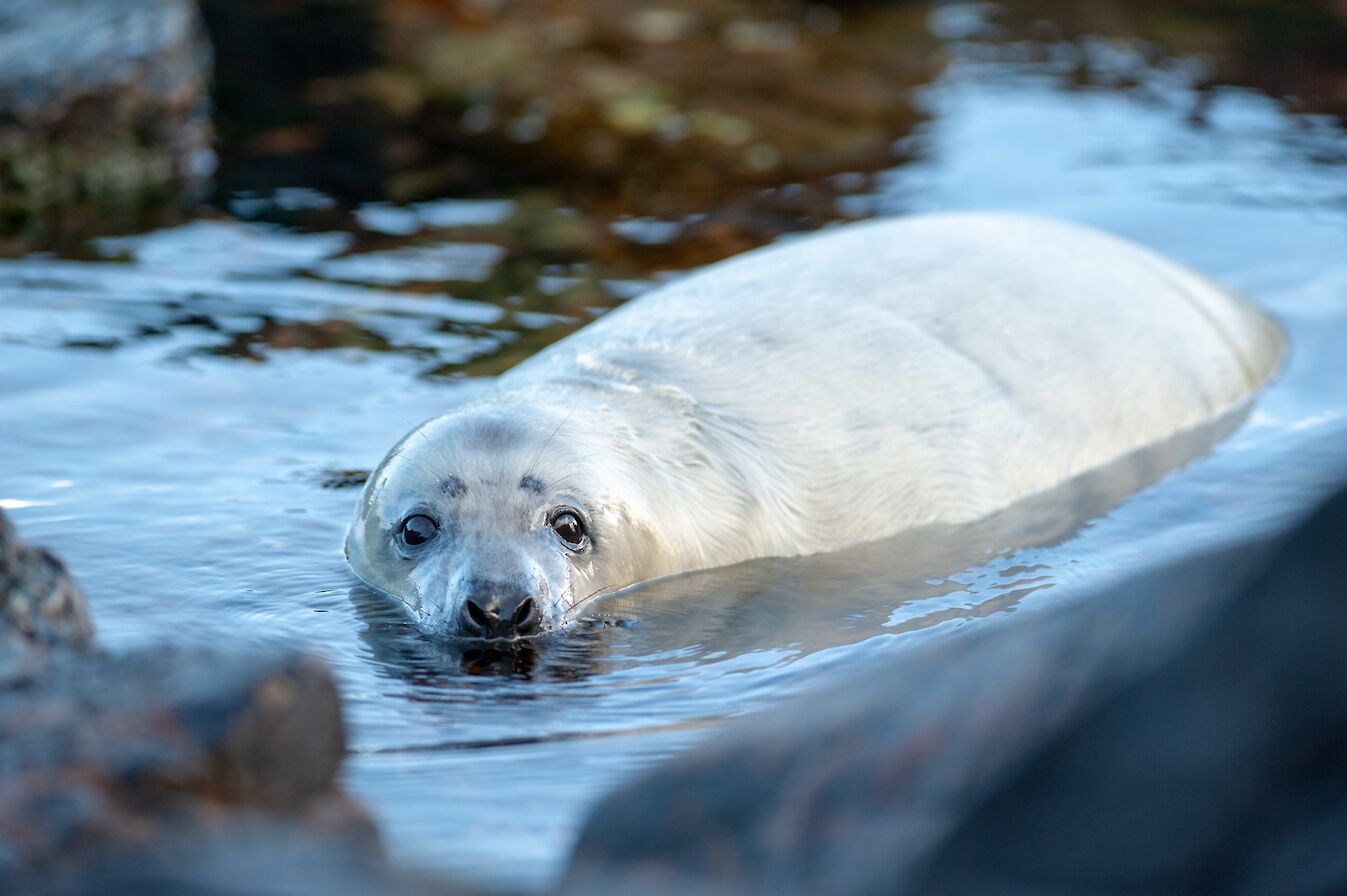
[346,213,1281,638]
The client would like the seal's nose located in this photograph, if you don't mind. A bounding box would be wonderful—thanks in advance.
[459,588,541,639]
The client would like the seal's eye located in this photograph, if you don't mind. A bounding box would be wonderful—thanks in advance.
[399,514,438,547]
[549,510,587,550]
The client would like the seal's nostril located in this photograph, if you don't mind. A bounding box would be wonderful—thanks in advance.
[511,597,538,633]
[465,599,490,629]
[458,588,536,638]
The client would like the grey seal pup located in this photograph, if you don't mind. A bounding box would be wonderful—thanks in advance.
[345,212,1282,639]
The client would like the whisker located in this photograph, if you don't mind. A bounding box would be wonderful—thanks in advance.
[393,411,458,474]
[524,405,578,483]
[382,444,440,482]
[537,451,610,492]
[538,474,584,492]
[563,583,623,620]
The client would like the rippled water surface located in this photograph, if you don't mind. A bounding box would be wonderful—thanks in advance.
[3,14,1347,891]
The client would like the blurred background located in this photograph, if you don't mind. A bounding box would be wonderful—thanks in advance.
[5,0,1347,266]
[5,0,1346,366]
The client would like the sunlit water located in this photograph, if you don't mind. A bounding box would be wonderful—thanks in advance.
[2,20,1346,892]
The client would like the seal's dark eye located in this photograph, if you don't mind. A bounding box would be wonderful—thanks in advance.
[399,514,438,547]
[549,510,587,550]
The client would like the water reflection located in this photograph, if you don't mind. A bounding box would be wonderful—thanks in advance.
[351,584,614,686]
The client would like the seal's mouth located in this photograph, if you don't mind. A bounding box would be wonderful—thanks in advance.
[436,610,561,644]
[452,628,548,644]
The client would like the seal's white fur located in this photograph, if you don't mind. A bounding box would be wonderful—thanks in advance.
[347,213,1281,633]
[506,213,1278,557]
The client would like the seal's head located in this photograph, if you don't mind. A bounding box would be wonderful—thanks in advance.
[345,403,660,639]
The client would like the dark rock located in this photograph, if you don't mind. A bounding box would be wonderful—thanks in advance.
[0,646,378,888]
[0,511,452,895]
[0,0,214,216]
[0,509,93,648]
[568,482,1347,896]
[905,484,1347,896]
[0,510,387,889]
[197,0,386,204]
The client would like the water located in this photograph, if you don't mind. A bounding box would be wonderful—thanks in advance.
[3,10,1347,892]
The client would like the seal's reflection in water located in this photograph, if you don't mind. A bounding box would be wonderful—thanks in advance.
[350,584,620,684]
[352,405,1248,685]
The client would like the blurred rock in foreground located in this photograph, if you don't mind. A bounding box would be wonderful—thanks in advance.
[0,0,214,220]
[40,829,466,896]
[569,480,1347,895]
[0,512,421,894]
[0,647,377,885]
[0,508,93,649]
